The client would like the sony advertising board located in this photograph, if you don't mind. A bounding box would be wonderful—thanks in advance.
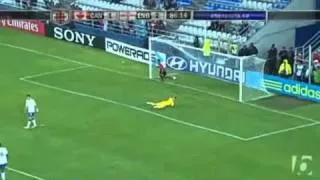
[47,24,105,49]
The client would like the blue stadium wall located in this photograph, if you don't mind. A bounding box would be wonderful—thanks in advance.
[295,23,320,47]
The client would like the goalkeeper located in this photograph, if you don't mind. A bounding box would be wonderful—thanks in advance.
[146,97,176,109]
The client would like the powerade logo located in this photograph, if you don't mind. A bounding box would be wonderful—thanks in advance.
[264,79,320,101]
[106,40,149,61]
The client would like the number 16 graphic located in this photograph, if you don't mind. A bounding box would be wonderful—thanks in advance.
[292,155,313,176]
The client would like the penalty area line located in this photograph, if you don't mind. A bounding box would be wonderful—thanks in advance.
[20,78,246,141]
[2,42,319,139]
[244,122,320,141]
[19,66,91,80]
[7,167,46,180]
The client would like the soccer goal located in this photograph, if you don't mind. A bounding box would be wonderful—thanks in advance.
[148,36,273,102]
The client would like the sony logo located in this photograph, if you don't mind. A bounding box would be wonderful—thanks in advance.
[53,27,96,47]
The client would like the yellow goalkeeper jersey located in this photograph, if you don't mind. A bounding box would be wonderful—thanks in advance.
[161,97,175,107]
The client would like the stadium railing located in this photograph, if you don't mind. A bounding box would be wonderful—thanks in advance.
[294,31,320,84]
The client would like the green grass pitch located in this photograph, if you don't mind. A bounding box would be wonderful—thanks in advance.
[0,28,320,180]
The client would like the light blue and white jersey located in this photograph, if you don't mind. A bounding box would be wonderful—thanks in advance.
[0,147,8,167]
[156,51,167,68]
[25,98,37,114]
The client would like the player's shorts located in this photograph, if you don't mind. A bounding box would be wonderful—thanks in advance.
[159,69,167,77]
[27,112,35,120]
[0,163,7,170]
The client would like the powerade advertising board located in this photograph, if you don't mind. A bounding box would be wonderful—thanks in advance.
[264,75,320,103]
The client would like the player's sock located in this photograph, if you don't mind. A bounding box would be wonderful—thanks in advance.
[32,119,37,127]
[26,121,32,128]
[146,102,155,105]
[1,172,5,180]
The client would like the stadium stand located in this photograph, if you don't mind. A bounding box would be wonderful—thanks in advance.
[0,0,294,55]
[176,0,293,54]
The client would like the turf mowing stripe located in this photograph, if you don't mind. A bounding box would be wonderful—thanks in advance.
[1,42,319,127]
[21,78,247,141]
[7,167,46,180]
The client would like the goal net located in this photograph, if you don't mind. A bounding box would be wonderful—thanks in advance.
[148,36,272,102]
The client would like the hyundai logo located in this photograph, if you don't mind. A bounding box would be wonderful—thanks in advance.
[167,56,188,70]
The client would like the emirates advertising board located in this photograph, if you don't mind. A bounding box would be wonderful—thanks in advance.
[0,19,46,36]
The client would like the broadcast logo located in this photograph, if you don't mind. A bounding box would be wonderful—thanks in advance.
[51,10,70,25]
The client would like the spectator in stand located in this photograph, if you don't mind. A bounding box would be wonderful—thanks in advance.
[22,0,30,9]
[207,21,215,31]
[164,0,177,10]
[313,59,320,84]
[279,46,288,60]
[294,60,305,81]
[238,45,249,56]
[30,0,37,7]
[103,20,108,31]
[157,20,166,33]
[288,47,295,67]
[278,59,292,78]
[313,50,320,61]
[155,0,162,9]
[128,21,135,34]
[15,0,20,7]
[239,21,249,36]
[193,36,200,48]
[44,0,54,9]
[144,0,156,9]
[267,44,278,74]
[248,43,258,55]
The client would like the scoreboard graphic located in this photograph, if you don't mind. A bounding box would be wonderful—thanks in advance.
[0,10,319,22]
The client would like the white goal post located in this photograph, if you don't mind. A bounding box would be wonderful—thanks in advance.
[148,36,272,102]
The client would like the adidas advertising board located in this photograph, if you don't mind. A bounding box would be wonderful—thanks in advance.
[264,75,320,103]
[47,24,105,49]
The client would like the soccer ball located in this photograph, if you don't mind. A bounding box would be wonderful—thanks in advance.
[172,76,176,80]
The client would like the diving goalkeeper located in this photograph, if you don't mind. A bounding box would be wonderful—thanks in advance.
[146,97,176,109]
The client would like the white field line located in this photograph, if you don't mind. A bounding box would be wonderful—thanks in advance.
[2,42,320,140]
[20,67,320,142]
[21,78,246,141]
[7,167,46,180]
[244,122,320,141]
[20,66,90,80]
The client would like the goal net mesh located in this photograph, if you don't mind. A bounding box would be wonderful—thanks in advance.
[149,37,272,102]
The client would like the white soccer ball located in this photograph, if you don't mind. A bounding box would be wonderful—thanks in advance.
[172,76,176,80]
